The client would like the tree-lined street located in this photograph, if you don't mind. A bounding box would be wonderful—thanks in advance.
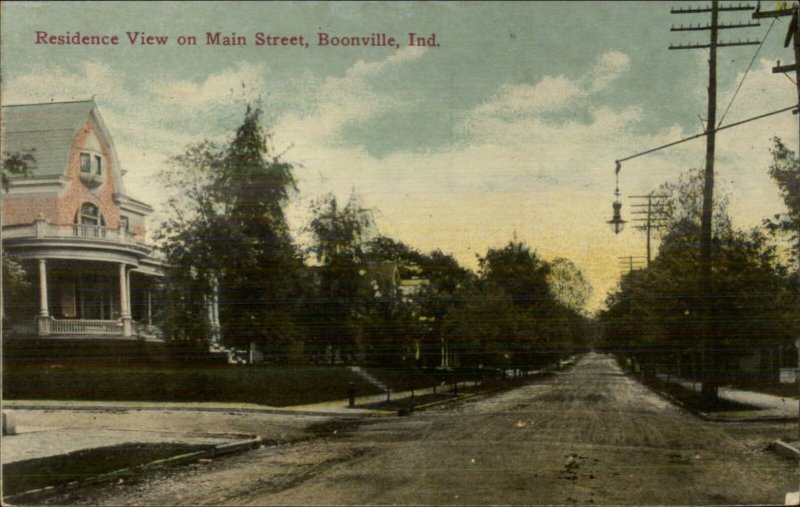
[43,354,795,505]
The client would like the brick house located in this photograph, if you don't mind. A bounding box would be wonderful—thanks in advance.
[2,100,163,341]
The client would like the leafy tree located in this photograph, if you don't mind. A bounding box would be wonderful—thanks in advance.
[547,257,592,315]
[157,104,303,357]
[478,240,552,312]
[2,150,36,324]
[657,167,732,238]
[765,138,800,264]
[2,148,35,192]
[602,166,795,383]
[304,191,374,363]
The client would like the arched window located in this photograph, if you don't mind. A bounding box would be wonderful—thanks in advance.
[77,203,105,226]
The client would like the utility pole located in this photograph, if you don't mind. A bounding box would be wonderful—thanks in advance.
[670,0,759,399]
[752,3,800,503]
[629,194,669,267]
[618,256,646,275]
[755,2,800,146]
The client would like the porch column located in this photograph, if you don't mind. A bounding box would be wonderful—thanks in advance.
[208,276,221,345]
[146,286,153,326]
[119,263,132,337]
[36,259,51,335]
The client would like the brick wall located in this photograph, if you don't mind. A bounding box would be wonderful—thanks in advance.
[3,117,147,239]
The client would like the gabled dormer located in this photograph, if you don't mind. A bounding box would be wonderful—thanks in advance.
[1,99,152,240]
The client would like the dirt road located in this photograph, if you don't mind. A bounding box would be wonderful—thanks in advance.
[44,353,797,505]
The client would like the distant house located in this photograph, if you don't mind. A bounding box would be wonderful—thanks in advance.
[2,100,163,341]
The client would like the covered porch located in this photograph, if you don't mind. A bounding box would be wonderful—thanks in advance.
[5,258,162,341]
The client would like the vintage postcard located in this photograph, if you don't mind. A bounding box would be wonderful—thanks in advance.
[2,1,799,505]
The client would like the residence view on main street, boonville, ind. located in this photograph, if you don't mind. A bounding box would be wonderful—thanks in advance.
[2,1,800,505]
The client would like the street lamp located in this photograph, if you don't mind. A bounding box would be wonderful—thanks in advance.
[607,161,626,234]
[607,199,626,234]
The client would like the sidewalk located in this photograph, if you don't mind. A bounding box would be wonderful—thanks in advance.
[2,428,243,465]
[2,380,480,417]
[655,374,799,420]
[1,381,486,469]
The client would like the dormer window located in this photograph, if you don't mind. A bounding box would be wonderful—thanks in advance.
[77,202,105,226]
[80,152,102,175]
[80,153,91,173]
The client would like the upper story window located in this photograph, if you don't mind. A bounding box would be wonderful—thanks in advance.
[120,216,129,232]
[80,152,102,175]
[77,203,105,226]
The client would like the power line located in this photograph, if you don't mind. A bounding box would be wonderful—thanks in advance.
[718,16,778,127]
[616,103,796,166]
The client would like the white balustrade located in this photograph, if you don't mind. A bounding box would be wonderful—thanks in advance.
[1,221,146,247]
[0,224,36,239]
[50,319,123,335]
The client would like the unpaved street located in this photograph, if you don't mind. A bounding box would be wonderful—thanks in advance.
[45,353,796,505]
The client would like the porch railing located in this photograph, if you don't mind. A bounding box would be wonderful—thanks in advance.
[1,220,148,250]
[51,319,123,336]
[1,224,36,239]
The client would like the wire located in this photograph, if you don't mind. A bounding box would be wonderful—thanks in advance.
[616,104,797,166]
[718,17,777,128]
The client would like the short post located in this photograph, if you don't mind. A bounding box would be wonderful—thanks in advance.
[347,382,355,408]
[2,411,15,436]
[795,338,800,499]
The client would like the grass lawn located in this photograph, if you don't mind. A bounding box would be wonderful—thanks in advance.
[3,443,207,497]
[363,367,439,391]
[3,365,382,406]
[643,376,761,413]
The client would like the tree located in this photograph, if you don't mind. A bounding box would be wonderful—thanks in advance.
[304,191,374,363]
[601,166,795,382]
[547,257,592,315]
[478,240,552,312]
[765,138,800,265]
[2,149,36,324]
[157,104,304,358]
[2,148,35,192]
[657,166,732,238]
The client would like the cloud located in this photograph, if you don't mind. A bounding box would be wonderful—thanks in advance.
[273,46,427,147]
[467,50,631,127]
[588,51,630,92]
[2,61,125,105]
[150,62,265,107]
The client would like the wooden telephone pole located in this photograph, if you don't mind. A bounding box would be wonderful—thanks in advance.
[670,0,759,398]
[618,256,646,275]
[629,194,669,267]
[751,4,800,501]
[754,2,800,146]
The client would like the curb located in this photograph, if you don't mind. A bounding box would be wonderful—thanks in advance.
[2,434,261,505]
[4,402,386,418]
[771,439,800,460]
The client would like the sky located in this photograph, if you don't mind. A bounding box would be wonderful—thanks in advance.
[2,1,797,311]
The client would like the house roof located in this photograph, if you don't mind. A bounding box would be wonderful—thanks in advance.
[2,100,97,178]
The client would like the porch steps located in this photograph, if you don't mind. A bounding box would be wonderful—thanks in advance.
[348,366,389,393]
